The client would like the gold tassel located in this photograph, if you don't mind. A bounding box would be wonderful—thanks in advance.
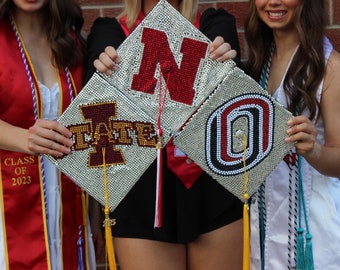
[243,200,250,270]
[242,134,250,270]
[104,208,117,270]
[102,147,117,270]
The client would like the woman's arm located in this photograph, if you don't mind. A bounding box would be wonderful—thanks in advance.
[285,50,340,178]
[85,17,126,82]
[200,8,240,56]
[200,8,243,68]
[0,119,73,157]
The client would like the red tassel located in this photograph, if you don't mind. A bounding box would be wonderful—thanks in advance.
[153,68,168,228]
[154,130,163,228]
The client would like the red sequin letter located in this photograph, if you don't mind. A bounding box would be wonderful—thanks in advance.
[131,28,208,105]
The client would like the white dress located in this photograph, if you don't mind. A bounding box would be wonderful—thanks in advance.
[250,37,340,270]
[40,81,62,270]
[40,81,96,270]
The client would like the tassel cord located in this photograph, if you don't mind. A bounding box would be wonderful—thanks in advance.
[242,133,250,270]
[154,69,169,228]
[102,147,117,270]
[297,155,310,236]
[258,184,266,270]
[77,225,85,270]
[296,155,314,270]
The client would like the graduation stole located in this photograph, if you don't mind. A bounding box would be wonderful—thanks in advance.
[0,16,89,270]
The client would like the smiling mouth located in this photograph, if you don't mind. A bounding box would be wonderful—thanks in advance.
[266,11,287,17]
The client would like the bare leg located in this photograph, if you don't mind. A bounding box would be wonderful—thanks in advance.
[114,237,187,270]
[187,219,243,270]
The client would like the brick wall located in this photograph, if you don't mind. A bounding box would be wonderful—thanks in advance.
[79,0,340,61]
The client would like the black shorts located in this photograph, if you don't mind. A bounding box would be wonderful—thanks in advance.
[110,151,243,244]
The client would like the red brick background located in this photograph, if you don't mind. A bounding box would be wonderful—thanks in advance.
[78,0,340,61]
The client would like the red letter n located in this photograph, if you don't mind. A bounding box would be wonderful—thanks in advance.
[131,28,208,106]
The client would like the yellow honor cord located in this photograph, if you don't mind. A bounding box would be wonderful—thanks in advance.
[242,134,250,270]
[102,147,117,270]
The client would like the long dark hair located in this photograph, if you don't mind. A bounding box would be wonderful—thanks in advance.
[0,0,86,69]
[245,0,326,119]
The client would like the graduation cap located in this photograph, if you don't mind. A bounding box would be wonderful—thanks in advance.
[173,68,294,202]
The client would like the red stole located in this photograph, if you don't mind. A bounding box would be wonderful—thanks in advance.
[119,11,203,189]
[0,16,88,269]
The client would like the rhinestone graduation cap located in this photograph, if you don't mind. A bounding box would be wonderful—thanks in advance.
[45,0,293,210]
[173,69,294,201]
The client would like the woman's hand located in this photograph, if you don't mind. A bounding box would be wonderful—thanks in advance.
[209,36,237,62]
[28,119,73,158]
[94,46,121,75]
[285,115,319,158]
